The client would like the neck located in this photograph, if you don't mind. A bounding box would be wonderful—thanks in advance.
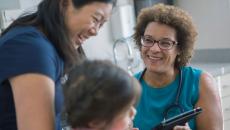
[143,68,179,88]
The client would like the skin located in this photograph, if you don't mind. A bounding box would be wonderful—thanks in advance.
[141,22,180,88]
[195,72,223,130]
[10,74,55,130]
[10,1,113,130]
[141,22,223,130]
[109,106,137,130]
[64,0,113,48]
[89,106,138,130]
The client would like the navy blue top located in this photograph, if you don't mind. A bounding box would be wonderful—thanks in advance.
[0,26,64,130]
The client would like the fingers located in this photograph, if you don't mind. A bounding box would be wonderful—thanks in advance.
[173,123,191,130]
[173,126,191,130]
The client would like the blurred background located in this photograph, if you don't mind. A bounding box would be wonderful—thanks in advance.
[1,0,230,129]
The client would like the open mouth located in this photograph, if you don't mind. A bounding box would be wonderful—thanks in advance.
[78,34,89,42]
[74,35,84,45]
[148,55,162,60]
[73,34,90,48]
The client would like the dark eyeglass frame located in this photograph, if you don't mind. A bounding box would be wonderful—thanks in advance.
[141,36,178,50]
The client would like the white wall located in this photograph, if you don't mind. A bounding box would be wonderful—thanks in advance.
[0,0,40,29]
[83,0,134,59]
[6,0,230,73]
[83,0,135,59]
[85,0,230,59]
[0,0,141,73]
[83,23,114,60]
[84,0,230,74]
[176,0,230,49]
[83,0,144,74]
[0,0,127,61]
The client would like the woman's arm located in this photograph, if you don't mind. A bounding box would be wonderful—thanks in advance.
[196,72,223,130]
[10,73,55,130]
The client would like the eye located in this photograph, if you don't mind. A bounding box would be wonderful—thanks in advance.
[159,40,172,47]
[92,16,99,24]
[98,22,105,28]
[143,37,153,43]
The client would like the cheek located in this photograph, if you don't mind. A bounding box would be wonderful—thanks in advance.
[140,48,147,57]
[166,52,178,65]
[169,51,178,60]
[110,116,130,130]
[65,18,79,36]
[67,14,90,34]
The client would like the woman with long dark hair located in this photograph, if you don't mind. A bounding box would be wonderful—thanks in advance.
[0,0,116,130]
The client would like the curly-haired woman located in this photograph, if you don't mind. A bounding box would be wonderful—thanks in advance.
[0,0,116,130]
[133,3,223,130]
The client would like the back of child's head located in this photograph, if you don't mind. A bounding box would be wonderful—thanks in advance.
[63,60,141,129]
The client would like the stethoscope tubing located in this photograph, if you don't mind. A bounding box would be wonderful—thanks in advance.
[139,68,184,119]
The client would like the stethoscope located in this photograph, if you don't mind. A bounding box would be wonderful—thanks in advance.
[138,68,184,120]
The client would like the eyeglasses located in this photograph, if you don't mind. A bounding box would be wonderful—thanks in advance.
[141,36,178,50]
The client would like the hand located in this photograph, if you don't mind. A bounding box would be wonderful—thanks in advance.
[173,123,191,130]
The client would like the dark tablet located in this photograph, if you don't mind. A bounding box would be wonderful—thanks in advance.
[152,107,202,130]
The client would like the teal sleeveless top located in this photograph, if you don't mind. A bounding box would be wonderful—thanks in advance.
[133,66,202,130]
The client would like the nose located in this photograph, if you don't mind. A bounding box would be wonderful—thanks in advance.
[150,41,161,51]
[88,25,99,36]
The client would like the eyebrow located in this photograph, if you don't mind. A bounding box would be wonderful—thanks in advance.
[144,35,174,40]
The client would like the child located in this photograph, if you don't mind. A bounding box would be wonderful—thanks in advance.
[63,60,141,130]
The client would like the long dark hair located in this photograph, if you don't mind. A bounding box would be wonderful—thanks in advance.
[63,60,141,128]
[1,0,116,73]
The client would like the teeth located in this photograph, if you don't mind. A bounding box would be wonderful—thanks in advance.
[148,56,161,60]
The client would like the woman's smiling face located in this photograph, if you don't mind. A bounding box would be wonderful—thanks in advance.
[64,1,113,48]
[141,22,179,74]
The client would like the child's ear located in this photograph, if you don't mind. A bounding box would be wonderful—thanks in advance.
[89,120,106,129]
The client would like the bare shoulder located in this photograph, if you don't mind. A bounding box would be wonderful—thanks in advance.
[195,71,223,130]
[199,71,219,95]
[197,71,221,108]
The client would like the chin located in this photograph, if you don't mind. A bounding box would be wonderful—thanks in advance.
[147,65,163,73]
[72,42,79,49]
